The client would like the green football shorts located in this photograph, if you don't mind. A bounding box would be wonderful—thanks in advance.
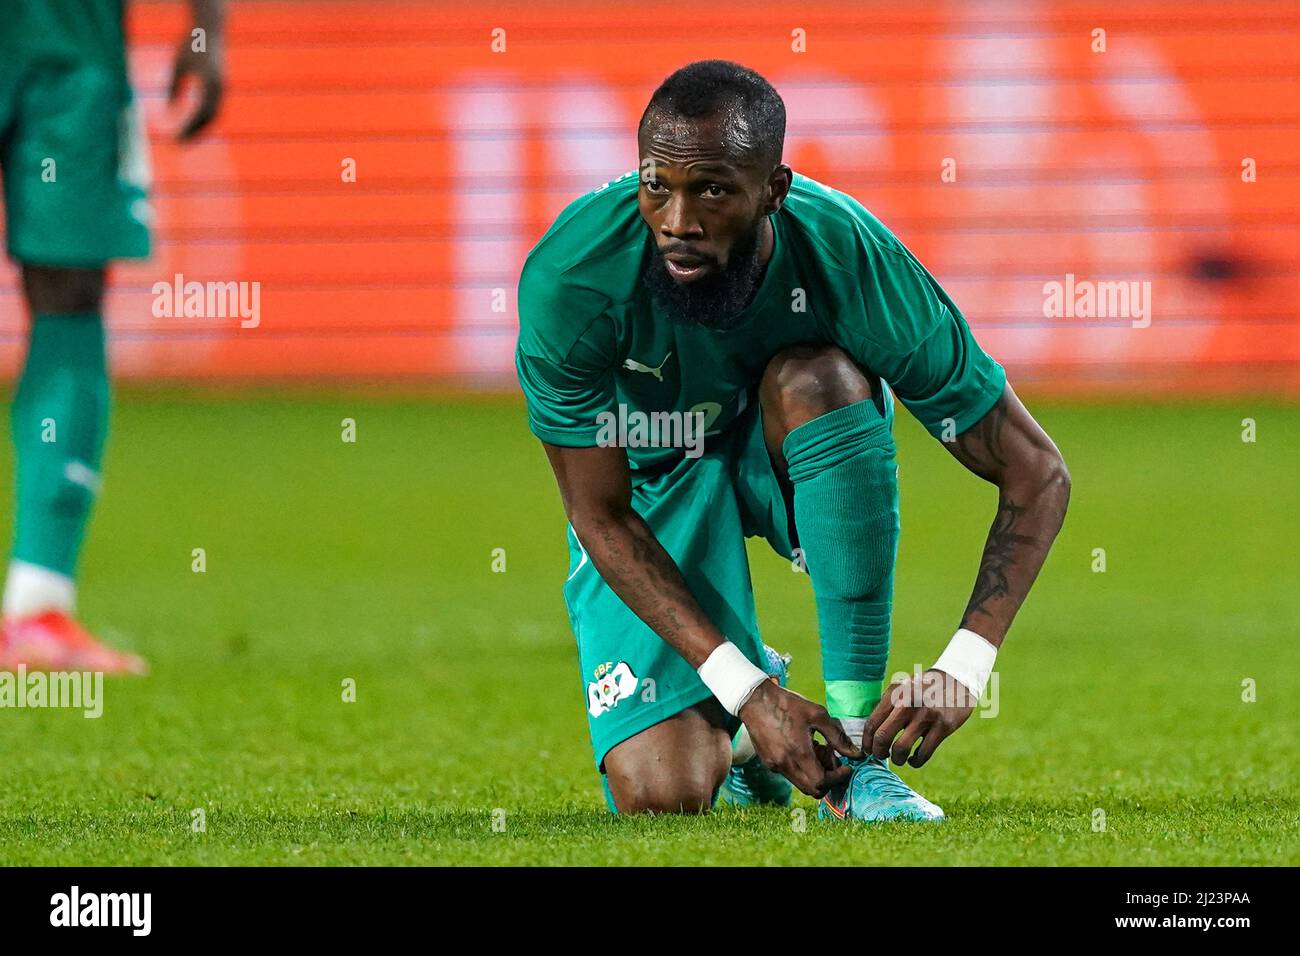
[564,387,898,775]
[0,57,151,266]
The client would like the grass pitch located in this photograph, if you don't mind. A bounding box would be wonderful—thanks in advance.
[0,389,1296,865]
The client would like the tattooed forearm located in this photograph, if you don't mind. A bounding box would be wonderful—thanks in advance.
[590,512,719,666]
[544,441,727,668]
[959,467,1070,642]
[962,495,1034,623]
[944,386,1071,646]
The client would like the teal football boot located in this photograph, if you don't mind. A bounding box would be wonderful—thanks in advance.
[716,645,793,808]
[819,754,945,822]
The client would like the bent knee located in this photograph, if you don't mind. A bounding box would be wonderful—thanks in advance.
[760,344,876,434]
[606,747,729,816]
[22,266,106,314]
[612,776,720,815]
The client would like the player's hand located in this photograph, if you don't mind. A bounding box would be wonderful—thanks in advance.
[738,680,861,798]
[170,28,226,141]
[863,670,976,768]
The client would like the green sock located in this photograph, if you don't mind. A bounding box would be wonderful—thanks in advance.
[783,399,899,723]
[11,312,110,577]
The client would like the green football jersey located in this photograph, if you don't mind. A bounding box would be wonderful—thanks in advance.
[0,1,129,68]
[516,169,1005,471]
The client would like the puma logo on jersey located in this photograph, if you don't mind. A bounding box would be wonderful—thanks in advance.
[622,352,672,382]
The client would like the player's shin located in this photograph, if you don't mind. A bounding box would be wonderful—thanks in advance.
[784,399,898,748]
[5,312,110,613]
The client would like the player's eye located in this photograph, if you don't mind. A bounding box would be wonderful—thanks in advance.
[703,183,727,198]
[644,179,666,194]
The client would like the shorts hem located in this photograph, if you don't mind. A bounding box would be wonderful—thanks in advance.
[8,242,151,268]
[591,685,735,772]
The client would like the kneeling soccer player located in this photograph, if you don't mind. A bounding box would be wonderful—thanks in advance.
[515,60,1070,820]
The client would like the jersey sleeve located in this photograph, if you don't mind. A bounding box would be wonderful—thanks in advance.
[847,235,1006,439]
[515,257,618,447]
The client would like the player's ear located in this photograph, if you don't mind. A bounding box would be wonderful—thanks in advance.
[764,164,793,214]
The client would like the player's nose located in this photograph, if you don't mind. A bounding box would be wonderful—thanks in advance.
[659,195,702,239]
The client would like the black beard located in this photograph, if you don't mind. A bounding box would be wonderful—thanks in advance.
[643,218,766,331]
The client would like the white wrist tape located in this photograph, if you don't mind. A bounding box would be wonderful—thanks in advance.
[932,628,998,700]
[698,642,770,717]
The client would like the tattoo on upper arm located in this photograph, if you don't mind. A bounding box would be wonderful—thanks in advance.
[953,394,1009,481]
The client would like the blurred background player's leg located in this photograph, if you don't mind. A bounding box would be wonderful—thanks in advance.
[10,268,108,597]
[0,6,153,673]
[1,267,144,673]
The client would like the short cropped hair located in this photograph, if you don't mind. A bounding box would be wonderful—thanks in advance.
[639,60,786,170]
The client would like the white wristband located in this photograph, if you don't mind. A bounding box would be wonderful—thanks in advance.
[698,642,770,717]
[932,628,998,700]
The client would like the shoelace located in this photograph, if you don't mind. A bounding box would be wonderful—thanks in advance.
[855,757,926,803]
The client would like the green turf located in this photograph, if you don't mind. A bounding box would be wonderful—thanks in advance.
[0,390,1296,865]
